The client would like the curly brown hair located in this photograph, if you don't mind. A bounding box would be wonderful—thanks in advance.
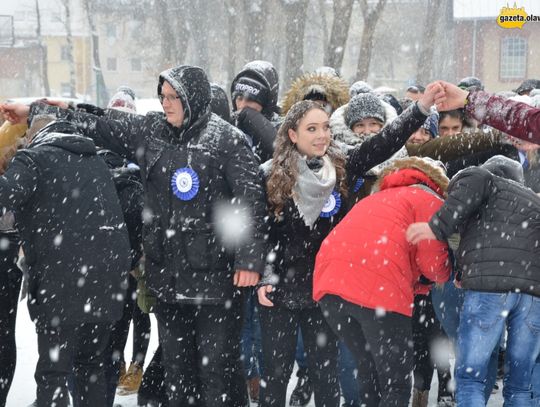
[267,100,348,216]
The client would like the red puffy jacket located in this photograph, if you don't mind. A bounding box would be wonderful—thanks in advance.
[313,160,451,317]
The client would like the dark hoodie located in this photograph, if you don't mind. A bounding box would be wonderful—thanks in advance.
[28,65,269,305]
[230,60,280,119]
[0,120,130,326]
[231,61,281,162]
[429,155,540,297]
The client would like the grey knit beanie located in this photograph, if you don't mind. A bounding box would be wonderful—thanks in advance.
[346,93,385,128]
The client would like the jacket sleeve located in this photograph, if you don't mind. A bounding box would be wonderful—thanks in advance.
[346,102,427,176]
[220,128,270,274]
[406,130,506,162]
[429,168,492,241]
[235,107,276,162]
[413,195,451,285]
[28,102,145,162]
[466,90,540,144]
[0,152,39,211]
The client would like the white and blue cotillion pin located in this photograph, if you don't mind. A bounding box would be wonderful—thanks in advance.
[171,167,200,201]
[320,191,341,218]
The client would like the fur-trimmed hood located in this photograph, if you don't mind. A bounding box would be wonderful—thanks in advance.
[375,156,449,198]
[281,73,350,116]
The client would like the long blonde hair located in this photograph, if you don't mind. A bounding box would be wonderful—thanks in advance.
[267,100,348,216]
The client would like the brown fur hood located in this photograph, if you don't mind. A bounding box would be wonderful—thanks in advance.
[280,73,350,116]
[374,156,449,198]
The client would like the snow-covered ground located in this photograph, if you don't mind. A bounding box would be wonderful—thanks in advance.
[7,303,503,407]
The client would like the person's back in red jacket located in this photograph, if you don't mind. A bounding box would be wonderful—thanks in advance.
[314,156,451,406]
[314,156,451,317]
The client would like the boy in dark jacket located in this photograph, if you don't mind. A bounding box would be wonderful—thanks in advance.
[231,60,281,162]
[407,155,540,406]
[0,117,131,407]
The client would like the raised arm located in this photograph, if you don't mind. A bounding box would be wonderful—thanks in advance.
[434,81,540,145]
[346,83,441,175]
[2,101,145,162]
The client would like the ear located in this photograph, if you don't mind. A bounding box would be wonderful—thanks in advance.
[288,128,298,144]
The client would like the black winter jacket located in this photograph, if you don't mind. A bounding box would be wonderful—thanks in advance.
[0,121,130,326]
[263,103,428,309]
[29,66,268,305]
[429,155,540,297]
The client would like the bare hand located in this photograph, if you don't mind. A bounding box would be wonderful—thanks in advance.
[433,81,470,111]
[406,222,437,244]
[43,99,69,110]
[0,103,30,124]
[418,82,444,111]
[257,285,274,307]
[233,270,260,287]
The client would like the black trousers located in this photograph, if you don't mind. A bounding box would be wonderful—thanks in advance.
[155,299,245,407]
[319,295,413,407]
[412,294,452,397]
[104,274,152,406]
[0,233,20,407]
[109,274,151,366]
[35,322,111,407]
[259,304,340,407]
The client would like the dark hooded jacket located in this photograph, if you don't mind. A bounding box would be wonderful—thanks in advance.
[231,60,280,119]
[0,121,130,326]
[29,66,268,305]
[429,155,540,297]
[231,61,281,162]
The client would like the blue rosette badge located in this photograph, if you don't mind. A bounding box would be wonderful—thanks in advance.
[171,167,200,201]
[353,177,365,193]
[320,191,341,218]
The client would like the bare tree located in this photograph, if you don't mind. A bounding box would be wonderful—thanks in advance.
[355,0,387,80]
[318,0,329,55]
[35,0,50,96]
[165,0,190,69]
[189,0,210,70]
[60,0,76,98]
[244,0,266,61]
[226,0,242,84]
[282,0,309,88]
[324,0,354,71]
[82,0,108,106]
[155,0,177,68]
[416,0,442,84]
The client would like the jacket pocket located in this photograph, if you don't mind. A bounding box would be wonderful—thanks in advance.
[184,230,231,271]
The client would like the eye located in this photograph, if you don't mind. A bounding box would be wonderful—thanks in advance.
[324,124,330,131]
[307,126,316,132]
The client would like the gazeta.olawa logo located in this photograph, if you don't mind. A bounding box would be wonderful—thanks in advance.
[497,3,540,29]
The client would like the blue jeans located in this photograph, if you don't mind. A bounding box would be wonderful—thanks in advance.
[456,290,540,407]
[339,342,360,407]
[295,330,308,370]
[432,279,498,402]
[241,289,263,378]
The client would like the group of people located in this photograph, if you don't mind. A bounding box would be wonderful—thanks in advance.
[0,60,540,407]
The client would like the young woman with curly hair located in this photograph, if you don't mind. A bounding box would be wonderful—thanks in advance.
[257,84,439,407]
